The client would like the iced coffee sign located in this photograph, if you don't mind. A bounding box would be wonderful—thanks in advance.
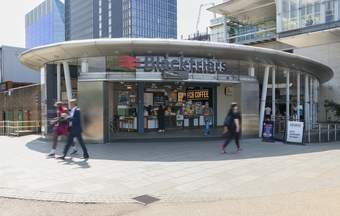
[186,90,210,101]
[286,121,304,144]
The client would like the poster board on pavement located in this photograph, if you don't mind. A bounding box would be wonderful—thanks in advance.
[286,121,304,144]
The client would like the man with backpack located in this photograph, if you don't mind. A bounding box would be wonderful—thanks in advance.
[221,102,241,154]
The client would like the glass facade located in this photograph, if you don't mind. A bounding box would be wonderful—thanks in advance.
[210,17,225,42]
[209,17,276,44]
[25,0,65,48]
[278,0,340,32]
[233,19,276,44]
[65,0,94,40]
[122,0,177,38]
[66,0,177,40]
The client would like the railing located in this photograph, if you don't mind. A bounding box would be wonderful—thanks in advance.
[273,118,340,143]
[0,121,41,136]
[305,123,340,143]
[228,27,277,44]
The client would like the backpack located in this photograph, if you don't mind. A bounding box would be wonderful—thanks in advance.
[224,115,234,128]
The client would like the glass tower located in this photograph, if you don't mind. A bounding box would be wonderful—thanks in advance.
[122,0,177,38]
[25,0,65,48]
[65,0,177,40]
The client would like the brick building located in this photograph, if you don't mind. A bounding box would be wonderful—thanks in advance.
[0,84,41,122]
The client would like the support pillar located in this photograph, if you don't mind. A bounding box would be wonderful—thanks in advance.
[57,63,61,101]
[259,65,270,137]
[62,61,73,106]
[40,66,47,137]
[137,82,145,134]
[285,69,290,122]
[297,72,301,121]
[272,67,276,121]
[310,77,313,126]
[305,75,310,130]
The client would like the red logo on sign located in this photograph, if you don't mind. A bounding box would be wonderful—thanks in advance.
[118,56,140,70]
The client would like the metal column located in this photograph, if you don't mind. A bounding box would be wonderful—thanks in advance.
[57,63,61,101]
[259,65,270,137]
[305,75,310,130]
[137,82,145,134]
[272,67,276,121]
[62,61,73,104]
[309,77,313,126]
[285,69,290,122]
[297,72,301,121]
[40,66,47,137]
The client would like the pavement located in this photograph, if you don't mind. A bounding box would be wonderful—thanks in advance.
[0,135,340,207]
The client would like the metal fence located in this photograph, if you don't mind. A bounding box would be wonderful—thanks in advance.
[305,123,340,143]
[0,121,40,136]
[273,118,340,143]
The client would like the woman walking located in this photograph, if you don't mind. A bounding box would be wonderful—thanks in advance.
[47,102,77,157]
[221,103,241,154]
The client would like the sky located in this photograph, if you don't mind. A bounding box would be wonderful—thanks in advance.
[0,0,220,48]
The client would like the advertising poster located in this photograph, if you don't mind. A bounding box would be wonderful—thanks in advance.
[262,121,274,142]
[286,121,304,144]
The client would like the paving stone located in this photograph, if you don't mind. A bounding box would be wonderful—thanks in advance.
[0,135,340,203]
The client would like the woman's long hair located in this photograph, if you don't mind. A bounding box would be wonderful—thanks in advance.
[227,103,238,116]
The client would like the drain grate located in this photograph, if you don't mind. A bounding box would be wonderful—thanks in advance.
[132,194,160,205]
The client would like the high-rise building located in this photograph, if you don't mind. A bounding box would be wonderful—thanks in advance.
[65,0,177,40]
[0,46,40,84]
[208,0,340,121]
[25,0,65,48]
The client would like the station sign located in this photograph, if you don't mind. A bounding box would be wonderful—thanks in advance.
[142,56,227,74]
[112,55,240,82]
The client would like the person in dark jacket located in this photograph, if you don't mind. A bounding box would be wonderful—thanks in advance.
[58,99,89,160]
[221,103,241,154]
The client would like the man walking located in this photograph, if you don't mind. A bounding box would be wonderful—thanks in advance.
[58,99,89,160]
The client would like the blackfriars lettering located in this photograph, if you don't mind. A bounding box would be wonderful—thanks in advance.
[142,56,228,74]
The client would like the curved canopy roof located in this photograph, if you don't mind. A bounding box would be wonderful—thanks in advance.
[20,38,333,83]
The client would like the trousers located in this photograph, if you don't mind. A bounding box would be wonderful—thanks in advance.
[63,133,89,157]
[222,130,240,150]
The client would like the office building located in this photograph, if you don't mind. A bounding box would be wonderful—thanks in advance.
[208,0,340,122]
[0,46,39,84]
[25,0,65,48]
[65,0,177,40]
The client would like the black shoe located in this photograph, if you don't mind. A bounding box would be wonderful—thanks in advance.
[56,156,65,160]
[70,149,78,155]
[82,155,89,159]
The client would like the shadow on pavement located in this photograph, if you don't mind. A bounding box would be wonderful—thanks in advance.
[56,158,91,169]
[26,139,340,162]
[24,137,340,162]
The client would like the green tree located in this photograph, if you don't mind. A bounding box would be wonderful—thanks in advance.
[324,100,340,122]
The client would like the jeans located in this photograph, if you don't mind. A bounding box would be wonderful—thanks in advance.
[204,120,211,136]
